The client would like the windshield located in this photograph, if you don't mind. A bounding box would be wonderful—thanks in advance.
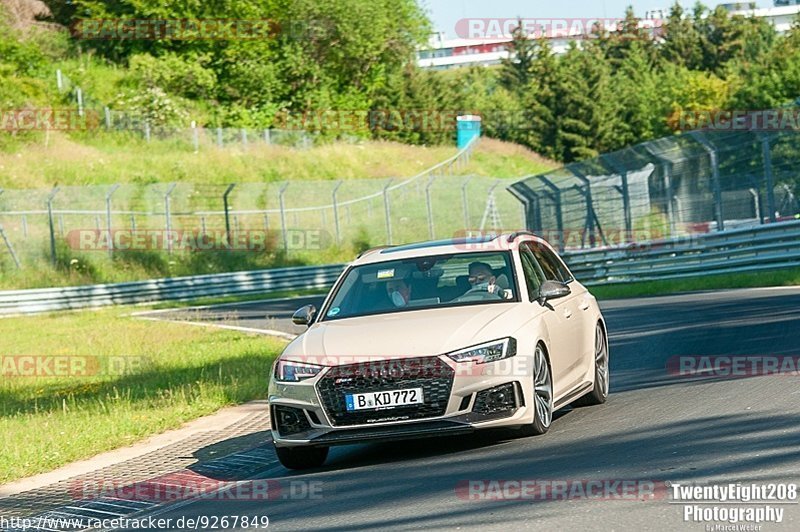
[322,251,518,321]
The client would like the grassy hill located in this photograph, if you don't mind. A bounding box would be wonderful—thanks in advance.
[0,136,552,189]
[0,137,554,290]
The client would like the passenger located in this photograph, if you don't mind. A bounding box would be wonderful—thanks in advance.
[386,278,412,308]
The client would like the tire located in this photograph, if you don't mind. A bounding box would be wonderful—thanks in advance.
[520,343,553,436]
[275,444,329,470]
[574,322,610,407]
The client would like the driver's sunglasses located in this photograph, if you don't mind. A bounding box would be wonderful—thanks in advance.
[468,274,490,284]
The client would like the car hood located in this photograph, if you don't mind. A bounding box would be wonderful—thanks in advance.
[281,303,528,364]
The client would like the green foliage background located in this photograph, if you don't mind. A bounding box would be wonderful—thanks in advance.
[3,1,800,163]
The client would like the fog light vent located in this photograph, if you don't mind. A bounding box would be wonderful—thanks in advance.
[273,405,312,436]
[472,382,519,415]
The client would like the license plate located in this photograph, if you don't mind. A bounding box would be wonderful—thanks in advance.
[345,388,424,411]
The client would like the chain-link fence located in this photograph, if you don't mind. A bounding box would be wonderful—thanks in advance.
[0,138,524,270]
[509,129,800,251]
[55,69,321,149]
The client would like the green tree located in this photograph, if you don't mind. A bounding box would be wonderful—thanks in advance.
[525,37,561,159]
[556,42,618,161]
[500,18,536,93]
[660,2,703,70]
[595,6,655,72]
[613,42,662,145]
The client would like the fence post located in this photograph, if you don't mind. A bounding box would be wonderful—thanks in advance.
[383,178,394,245]
[279,183,290,252]
[164,183,177,255]
[760,134,777,223]
[130,214,136,232]
[332,180,343,245]
[264,129,271,145]
[538,176,564,252]
[691,132,724,231]
[241,128,248,149]
[223,184,236,248]
[426,175,436,239]
[104,107,112,130]
[47,187,60,265]
[507,185,532,233]
[0,190,18,269]
[748,188,761,223]
[192,123,200,152]
[216,127,223,148]
[461,176,473,230]
[56,69,63,92]
[105,184,120,259]
[663,162,677,236]
[76,87,84,117]
[0,224,20,269]
[21,215,28,237]
[144,121,151,142]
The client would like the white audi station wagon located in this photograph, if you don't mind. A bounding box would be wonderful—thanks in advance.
[268,232,609,469]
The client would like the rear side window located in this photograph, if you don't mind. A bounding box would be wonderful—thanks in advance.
[524,242,573,283]
[519,246,545,301]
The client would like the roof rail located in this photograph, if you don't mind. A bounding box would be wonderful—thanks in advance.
[507,231,538,243]
[356,245,393,259]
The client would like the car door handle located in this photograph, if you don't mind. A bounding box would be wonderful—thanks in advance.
[564,308,572,319]
[580,301,591,311]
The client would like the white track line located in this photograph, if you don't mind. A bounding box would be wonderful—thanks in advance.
[128,294,323,317]
[136,316,297,341]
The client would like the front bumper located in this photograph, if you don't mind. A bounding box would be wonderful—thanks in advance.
[268,355,532,448]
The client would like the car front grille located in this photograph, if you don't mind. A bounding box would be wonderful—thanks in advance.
[316,356,455,427]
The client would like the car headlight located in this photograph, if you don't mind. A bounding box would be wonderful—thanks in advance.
[447,338,517,364]
[274,360,324,382]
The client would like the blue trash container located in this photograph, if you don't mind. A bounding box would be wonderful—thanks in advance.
[456,115,481,149]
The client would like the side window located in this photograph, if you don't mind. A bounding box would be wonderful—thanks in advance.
[529,243,573,283]
[519,246,545,301]
[546,247,574,282]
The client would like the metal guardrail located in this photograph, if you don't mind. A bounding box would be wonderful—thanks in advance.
[564,220,800,285]
[0,264,346,315]
[2,221,799,315]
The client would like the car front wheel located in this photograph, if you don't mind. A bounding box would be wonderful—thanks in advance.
[574,322,609,407]
[520,344,553,436]
[275,444,329,470]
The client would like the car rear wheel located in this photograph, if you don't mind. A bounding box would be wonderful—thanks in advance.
[574,322,609,407]
[275,444,329,470]
[521,344,553,436]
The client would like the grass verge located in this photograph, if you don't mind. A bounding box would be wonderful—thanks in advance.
[0,135,554,188]
[0,307,285,484]
[590,267,800,300]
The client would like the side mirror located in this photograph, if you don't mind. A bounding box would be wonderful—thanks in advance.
[538,280,571,305]
[292,305,317,326]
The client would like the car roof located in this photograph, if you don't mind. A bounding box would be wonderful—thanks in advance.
[352,232,551,266]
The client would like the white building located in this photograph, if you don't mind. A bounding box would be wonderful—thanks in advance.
[418,4,800,70]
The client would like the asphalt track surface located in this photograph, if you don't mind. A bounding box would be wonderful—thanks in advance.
[131,287,800,531]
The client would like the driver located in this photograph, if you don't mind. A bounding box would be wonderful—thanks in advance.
[467,262,499,295]
[386,278,412,308]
